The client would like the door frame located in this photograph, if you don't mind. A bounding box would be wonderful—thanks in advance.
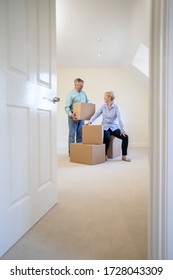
[149,0,173,259]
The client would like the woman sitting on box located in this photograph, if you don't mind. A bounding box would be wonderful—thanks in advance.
[87,91,131,162]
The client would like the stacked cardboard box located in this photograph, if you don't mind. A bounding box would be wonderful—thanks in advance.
[70,143,105,165]
[70,125,105,165]
[82,125,103,144]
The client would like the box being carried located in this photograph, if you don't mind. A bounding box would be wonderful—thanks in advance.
[82,125,103,144]
[73,102,95,120]
[70,143,105,165]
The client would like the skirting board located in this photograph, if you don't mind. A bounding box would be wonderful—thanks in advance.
[129,142,148,148]
[57,142,148,150]
[57,143,68,150]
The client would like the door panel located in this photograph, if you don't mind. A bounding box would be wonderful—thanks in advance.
[38,0,52,86]
[7,106,30,205]
[0,0,57,257]
[38,110,52,186]
[7,0,27,75]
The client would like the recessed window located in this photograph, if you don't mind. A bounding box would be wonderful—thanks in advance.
[132,43,149,78]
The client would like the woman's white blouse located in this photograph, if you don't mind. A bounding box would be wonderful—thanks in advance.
[90,102,125,132]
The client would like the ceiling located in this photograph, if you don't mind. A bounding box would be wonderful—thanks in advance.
[56,0,151,87]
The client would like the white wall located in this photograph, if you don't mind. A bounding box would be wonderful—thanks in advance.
[57,68,148,149]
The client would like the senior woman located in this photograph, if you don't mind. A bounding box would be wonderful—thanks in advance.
[87,91,131,162]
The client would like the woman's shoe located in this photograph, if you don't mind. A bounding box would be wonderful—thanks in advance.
[122,156,131,162]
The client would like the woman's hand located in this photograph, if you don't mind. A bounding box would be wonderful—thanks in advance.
[85,121,91,125]
[120,132,128,137]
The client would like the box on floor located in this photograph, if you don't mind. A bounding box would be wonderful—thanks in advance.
[70,143,105,165]
[107,135,121,158]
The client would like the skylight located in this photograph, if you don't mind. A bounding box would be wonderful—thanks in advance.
[132,43,149,78]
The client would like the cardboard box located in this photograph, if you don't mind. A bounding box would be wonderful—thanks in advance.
[70,143,105,165]
[73,102,95,120]
[82,125,103,144]
[107,136,121,158]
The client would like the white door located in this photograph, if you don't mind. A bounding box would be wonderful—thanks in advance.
[0,0,57,257]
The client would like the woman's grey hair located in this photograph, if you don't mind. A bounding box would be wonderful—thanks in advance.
[74,78,84,84]
[104,91,115,101]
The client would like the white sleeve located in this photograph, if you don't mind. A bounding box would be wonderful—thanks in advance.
[116,105,125,132]
[90,106,103,123]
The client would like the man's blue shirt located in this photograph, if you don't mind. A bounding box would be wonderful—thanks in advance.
[65,89,88,116]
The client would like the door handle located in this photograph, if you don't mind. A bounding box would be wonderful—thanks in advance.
[52,97,60,103]
[43,97,60,103]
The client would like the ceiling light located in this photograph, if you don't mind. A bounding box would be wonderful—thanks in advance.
[97,48,102,57]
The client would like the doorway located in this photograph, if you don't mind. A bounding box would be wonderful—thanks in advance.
[56,0,150,260]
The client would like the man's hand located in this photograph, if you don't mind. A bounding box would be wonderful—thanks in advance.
[71,112,78,121]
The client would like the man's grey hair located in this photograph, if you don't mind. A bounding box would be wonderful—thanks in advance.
[74,78,84,84]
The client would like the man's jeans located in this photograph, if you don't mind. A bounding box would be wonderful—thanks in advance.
[68,116,84,154]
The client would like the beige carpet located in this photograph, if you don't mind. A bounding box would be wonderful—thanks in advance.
[2,148,148,260]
